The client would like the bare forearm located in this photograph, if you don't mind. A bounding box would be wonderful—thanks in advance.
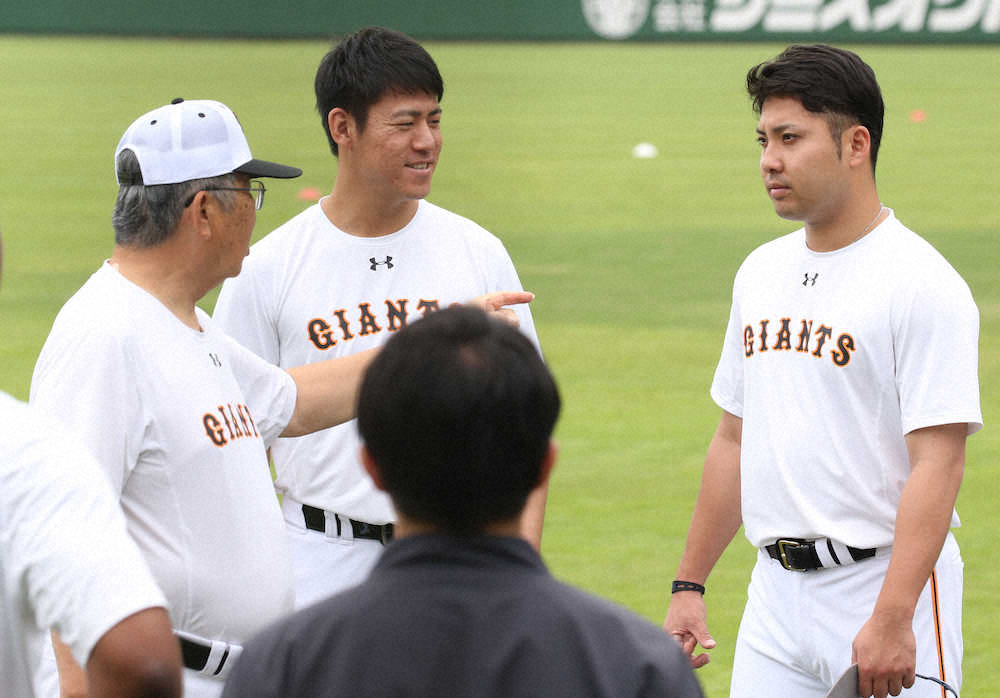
[283,295,533,438]
[675,412,743,584]
[851,424,966,694]
[664,411,742,667]
[283,349,379,436]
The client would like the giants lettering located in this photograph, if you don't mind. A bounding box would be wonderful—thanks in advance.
[744,318,855,367]
[203,403,260,447]
[307,298,440,350]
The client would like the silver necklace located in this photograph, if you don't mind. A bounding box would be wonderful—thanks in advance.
[853,204,887,244]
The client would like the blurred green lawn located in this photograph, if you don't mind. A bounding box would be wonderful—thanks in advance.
[1,36,996,696]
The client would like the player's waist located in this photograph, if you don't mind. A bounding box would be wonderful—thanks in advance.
[761,537,892,572]
[272,462,394,522]
[282,494,395,544]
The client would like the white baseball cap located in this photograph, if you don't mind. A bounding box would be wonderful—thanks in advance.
[114,98,301,185]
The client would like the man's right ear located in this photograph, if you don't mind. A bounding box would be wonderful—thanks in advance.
[327,108,354,150]
[360,445,388,492]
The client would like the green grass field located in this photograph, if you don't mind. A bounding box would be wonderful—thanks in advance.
[1,36,997,695]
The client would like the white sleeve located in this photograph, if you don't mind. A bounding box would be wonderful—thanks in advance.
[214,253,281,364]
[709,275,745,418]
[1,397,166,666]
[222,332,297,447]
[893,271,982,435]
[30,326,144,494]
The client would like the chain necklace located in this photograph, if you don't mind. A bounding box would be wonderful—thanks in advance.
[851,204,887,245]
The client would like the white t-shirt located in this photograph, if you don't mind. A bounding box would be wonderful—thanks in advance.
[1,391,166,697]
[711,211,982,549]
[31,263,298,643]
[214,199,539,524]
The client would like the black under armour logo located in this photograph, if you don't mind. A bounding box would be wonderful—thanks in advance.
[803,273,819,287]
[208,353,222,368]
[370,256,393,271]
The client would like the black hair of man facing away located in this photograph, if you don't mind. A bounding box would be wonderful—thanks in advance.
[221,306,704,698]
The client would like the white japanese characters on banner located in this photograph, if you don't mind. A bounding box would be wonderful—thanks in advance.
[583,0,1000,36]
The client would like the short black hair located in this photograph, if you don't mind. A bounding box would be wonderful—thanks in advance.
[746,44,885,169]
[315,26,444,157]
[357,306,560,535]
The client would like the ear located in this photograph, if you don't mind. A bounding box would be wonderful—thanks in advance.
[535,440,558,489]
[360,445,388,492]
[844,124,872,169]
[327,108,355,151]
[183,189,214,241]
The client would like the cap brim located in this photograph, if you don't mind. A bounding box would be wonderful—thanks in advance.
[234,158,302,179]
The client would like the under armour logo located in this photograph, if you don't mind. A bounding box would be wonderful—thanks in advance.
[803,273,819,287]
[208,353,222,368]
[370,256,394,271]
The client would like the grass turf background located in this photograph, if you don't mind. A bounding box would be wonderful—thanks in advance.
[1,36,996,695]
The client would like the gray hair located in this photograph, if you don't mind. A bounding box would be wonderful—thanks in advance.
[112,149,238,248]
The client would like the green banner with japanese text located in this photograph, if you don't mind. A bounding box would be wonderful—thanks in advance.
[2,0,997,41]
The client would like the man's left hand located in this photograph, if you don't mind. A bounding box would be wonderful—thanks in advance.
[852,610,916,698]
[470,291,534,327]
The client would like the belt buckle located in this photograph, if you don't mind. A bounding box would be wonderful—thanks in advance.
[776,539,808,572]
[381,523,394,545]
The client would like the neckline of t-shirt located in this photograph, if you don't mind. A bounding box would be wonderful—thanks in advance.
[101,261,210,339]
[316,197,426,246]
[801,208,895,258]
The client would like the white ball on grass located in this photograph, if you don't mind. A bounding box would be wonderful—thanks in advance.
[632,142,659,159]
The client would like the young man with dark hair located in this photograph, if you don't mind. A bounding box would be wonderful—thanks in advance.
[221,306,703,698]
[664,45,980,698]
[213,27,543,608]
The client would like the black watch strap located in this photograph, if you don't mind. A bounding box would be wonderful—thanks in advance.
[671,580,706,595]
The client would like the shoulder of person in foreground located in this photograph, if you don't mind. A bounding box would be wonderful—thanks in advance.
[219,587,365,698]
[547,579,705,697]
[219,573,703,698]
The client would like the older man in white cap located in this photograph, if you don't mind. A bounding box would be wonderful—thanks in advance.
[30,97,534,698]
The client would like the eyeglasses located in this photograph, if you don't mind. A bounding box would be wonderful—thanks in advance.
[184,180,266,211]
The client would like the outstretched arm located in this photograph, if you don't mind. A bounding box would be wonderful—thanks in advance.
[282,291,536,437]
[664,409,743,668]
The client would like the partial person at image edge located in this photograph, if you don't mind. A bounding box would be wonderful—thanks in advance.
[0,233,181,698]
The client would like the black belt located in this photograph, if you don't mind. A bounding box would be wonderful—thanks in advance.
[178,635,231,676]
[301,504,394,544]
[765,538,877,572]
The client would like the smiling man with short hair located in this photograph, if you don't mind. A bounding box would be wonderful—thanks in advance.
[214,27,543,609]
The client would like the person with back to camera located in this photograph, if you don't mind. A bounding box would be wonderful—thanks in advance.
[221,306,704,698]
